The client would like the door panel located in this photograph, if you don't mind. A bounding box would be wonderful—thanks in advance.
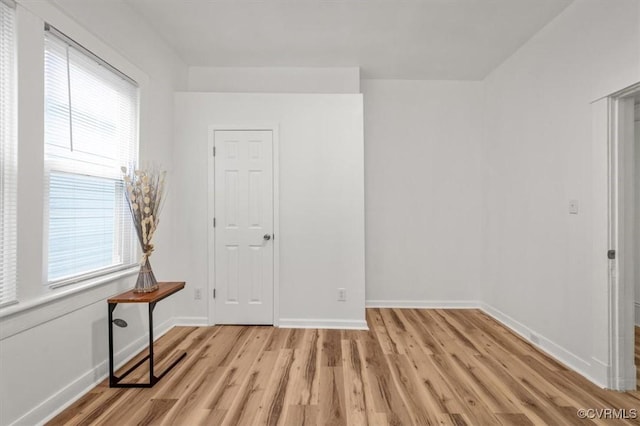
[214,130,273,324]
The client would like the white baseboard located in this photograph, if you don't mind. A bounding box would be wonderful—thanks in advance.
[635,302,640,326]
[364,299,609,386]
[480,303,608,388]
[278,318,368,330]
[17,317,176,426]
[616,369,638,391]
[366,299,480,309]
[174,316,209,326]
[589,356,610,386]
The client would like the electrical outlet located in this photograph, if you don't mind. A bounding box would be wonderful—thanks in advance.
[338,288,346,301]
[569,199,579,214]
[195,288,202,300]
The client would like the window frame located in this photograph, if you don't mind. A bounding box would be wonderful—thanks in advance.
[42,25,140,289]
[0,2,150,323]
[44,173,136,289]
[0,0,18,308]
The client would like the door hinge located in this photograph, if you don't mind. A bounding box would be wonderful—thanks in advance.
[213,218,216,227]
[213,288,216,299]
[213,146,216,156]
[608,249,616,260]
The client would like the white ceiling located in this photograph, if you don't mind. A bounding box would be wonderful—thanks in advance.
[65,0,576,80]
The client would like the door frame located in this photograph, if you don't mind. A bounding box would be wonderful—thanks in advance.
[207,124,280,326]
[606,82,639,390]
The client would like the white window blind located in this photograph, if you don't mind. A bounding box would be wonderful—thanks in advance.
[0,0,17,307]
[44,27,139,285]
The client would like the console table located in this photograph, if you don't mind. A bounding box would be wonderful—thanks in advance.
[108,281,186,388]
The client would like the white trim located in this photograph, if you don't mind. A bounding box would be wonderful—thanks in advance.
[366,300,480,309]
[617,374,638,391]
[607,88,640,390]
[279,318,369,330]
[589,356,610,386]
[14,317,175,426]
[635,302,640,326]
[607,82,640,101]
[590,96,614,389]
[480,303,608,388]
[48,264,137,289]
[272,126,280,327]
[207,130,215,326]
[207,124,280,327]
[0,267,138,339]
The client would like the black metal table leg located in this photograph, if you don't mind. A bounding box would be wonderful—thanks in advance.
[108,303,117,387]
[149,302,155,385]
[108,298,186,388]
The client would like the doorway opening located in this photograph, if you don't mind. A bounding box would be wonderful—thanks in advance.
[608,83,640,390]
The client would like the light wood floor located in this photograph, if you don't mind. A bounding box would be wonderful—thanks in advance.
[49,309,640,425]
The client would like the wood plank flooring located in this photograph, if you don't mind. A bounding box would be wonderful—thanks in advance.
[48,310,640,426]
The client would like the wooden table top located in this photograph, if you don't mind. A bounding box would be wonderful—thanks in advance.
[108,282,185,304]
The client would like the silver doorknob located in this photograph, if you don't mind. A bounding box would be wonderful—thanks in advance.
[263,234,271,241]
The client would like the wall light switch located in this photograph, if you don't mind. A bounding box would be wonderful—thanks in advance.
[569,200,579,215]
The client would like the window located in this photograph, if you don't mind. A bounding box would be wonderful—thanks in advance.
[44,25,139,286]
[0,0,17,307]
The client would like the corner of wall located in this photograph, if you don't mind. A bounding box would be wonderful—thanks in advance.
[480,303,609,388]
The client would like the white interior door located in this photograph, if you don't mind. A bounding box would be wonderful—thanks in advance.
[214,130,274,324]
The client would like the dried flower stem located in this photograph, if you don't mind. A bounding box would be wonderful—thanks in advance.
[121,165,167,292]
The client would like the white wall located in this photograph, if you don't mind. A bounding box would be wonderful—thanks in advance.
[361,79,484,306]
[2,2,638,424]
[188,66,360,93]
[0,1,187,425]
[173,93,366,328]
[482,0,640,386]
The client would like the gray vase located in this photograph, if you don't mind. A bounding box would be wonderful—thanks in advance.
[134,257,159,293]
